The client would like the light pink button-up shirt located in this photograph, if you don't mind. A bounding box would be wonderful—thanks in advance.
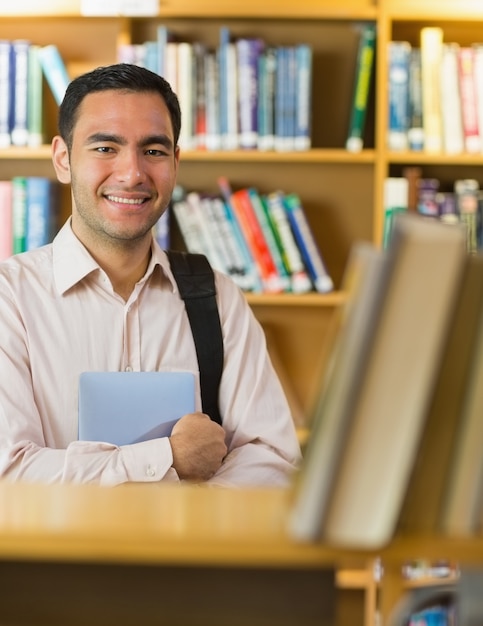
[0,220,301,487]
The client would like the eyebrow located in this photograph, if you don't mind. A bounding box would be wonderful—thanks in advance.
[85,132,174,151]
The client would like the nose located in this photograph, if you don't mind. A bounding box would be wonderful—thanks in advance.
[115,149,146,184]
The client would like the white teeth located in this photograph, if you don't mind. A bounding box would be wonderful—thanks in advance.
[107,195,145,205]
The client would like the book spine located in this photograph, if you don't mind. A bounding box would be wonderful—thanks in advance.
[294,43,313,151]
[0,180,13,261]
[458,46,481,154]
[25,177,60,250]
[283,192,334,293]
[156,25,170,78]
[217,177,281,293]
[171,190,212,258]
[345,23,377,153]
[387,41,411,151]
[407,47,424,151]
[221,194,262,292]
[257,47,276,151]
[265,191,312,293]
[274,46,288,152]
[455,178,480,254]
[38,44,71,106]
[181,190,230,275]
[247,188,291,291]
[10,40,30,147]
[236,38,263,150]
[153,210,170,249]
[193,42,207,150]
[11,176,28,255]
[440,43,464,154]
[420,27,444,152]
[382,177,408,249]
[27,44,44,148]
[0,41,12,148]
[176,41,194,150]
[204,50,221,150]
[473,43,483,154]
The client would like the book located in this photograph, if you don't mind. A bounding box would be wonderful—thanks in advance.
[10,39,30,147]
[264,191,312,293]
[398,254,483,534]
[0,180,13,261]
[25,177,60,250]
[257,46,277,151]
[282,192,334,293]
[345,23,376,153]
[457,46,481,154]
[455,178,479,254]
[218,26,239,151]
[321,214,466,548]
[37,44,71,106]
[382,177,408,249]
[440,43,464,154]
[153,209,169,249]
[204,49,221,151]
[176,41,194,150]
[78,371,195,446]
[407,47,424,151]
[387,41,411,151]
[440,258,483,536]
[11,176,28,255]
[473,43,483,155]
[192,42,207,150]
[236,37,264,150]
[294,43,313,151]
[289,242,387,542]
[27,44,44,147]
[246,187,291,291]
[218,177,284,293]
[420,27,443,153]
[0,40,12,148]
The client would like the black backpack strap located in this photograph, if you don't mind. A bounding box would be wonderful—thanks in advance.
[166,250,223,425]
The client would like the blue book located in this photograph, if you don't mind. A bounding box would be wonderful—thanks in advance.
[236,37,264,149]
[0,40,13,148]
[257,47,276,151]
[387,41,411,151]
[38,44,71,105]
[78,371,196,446]
[294,43,313,151]
[25,177,60,251]
[283,192,334,293]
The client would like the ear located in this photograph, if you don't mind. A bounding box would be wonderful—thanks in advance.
[51,135,71,184]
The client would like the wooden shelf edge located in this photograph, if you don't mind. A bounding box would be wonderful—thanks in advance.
[246,291,347,307]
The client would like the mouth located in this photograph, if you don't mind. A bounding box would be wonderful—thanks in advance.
[105,194,148,206]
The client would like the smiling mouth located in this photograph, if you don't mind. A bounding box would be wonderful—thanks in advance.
[106,195,147,205]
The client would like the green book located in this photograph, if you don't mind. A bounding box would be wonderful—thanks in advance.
[345,23,376,153]
[12,176,28,255]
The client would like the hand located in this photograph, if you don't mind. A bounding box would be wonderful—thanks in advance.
[169,412,227,482]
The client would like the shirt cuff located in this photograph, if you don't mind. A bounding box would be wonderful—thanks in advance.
[119,437,177,482]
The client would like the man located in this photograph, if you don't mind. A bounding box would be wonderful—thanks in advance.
[0,64,301,486]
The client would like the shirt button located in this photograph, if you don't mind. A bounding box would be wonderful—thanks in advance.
[146,466,156,478]
[125,365,133,372]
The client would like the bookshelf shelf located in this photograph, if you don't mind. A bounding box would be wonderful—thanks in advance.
[246,291,347,308]
[181,148,377,164]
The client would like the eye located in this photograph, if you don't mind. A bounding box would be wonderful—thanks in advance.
[95,146,115,153]
[145,148,168,157]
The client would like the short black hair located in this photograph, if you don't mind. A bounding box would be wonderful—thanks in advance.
[58,63,181,150]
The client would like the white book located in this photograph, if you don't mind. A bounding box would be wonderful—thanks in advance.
[38,44,71,106]
[177,41,194,150]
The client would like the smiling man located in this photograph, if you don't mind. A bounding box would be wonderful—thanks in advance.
[0,63,301,486]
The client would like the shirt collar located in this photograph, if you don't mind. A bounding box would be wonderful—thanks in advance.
[52,218,177,295]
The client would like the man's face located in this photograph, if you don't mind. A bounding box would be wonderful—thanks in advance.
[54,89,179,251]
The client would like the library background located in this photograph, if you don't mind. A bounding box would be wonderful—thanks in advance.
[1,0,483,625]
